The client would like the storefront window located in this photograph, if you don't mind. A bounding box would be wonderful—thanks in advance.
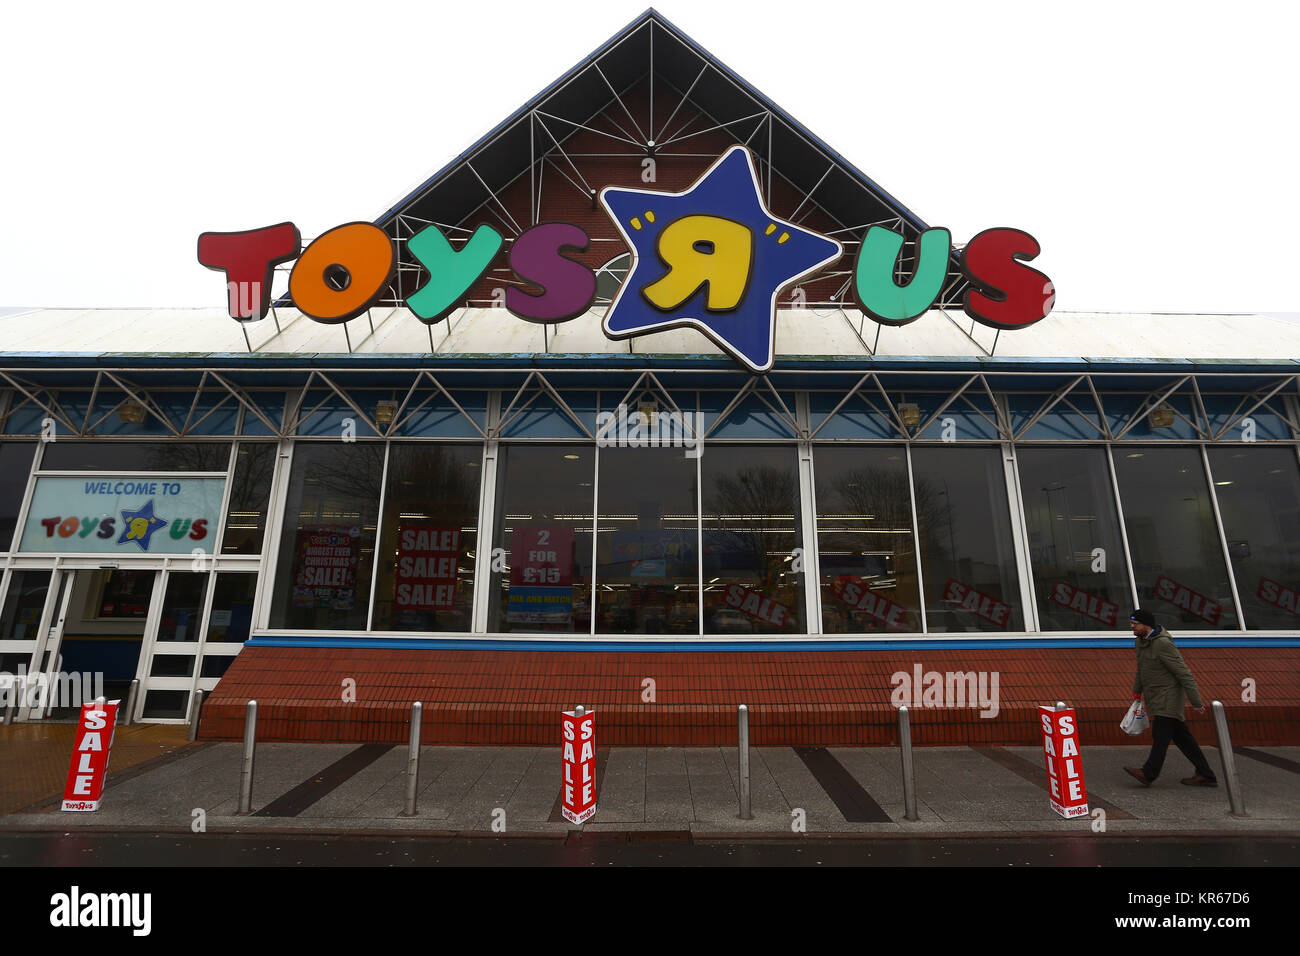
[40,442,232,472]
[1018,447,1132,630]
[488,445,594,633]
[371,444,481,632]
[1206,447,1300,629]
[0,442,35,550]
[1113,446,1238,629]
[595,447,698,634]
[221,443,276,554]
[912,447,1023,631]
[702,446,803,634]
[814,446,920,633]
[269,443,384,631]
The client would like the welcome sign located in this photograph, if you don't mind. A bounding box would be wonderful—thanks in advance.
[19,477,226,554]
[199,146,1053,374]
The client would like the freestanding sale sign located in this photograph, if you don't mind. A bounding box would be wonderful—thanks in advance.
[561,708,596,824]
[1038,705,1088,818]
[62,700,120,812]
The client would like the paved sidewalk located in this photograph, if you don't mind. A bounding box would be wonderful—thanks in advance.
[0,723,192,817]
[2,730,1296,837]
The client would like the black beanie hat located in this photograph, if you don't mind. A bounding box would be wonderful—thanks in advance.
[1130,608,1156,627]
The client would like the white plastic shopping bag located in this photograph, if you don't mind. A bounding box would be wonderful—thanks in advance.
[1120,698,1150,736]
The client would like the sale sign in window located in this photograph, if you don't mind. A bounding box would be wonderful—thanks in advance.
[507,526,574,624]
[395,525,460,611]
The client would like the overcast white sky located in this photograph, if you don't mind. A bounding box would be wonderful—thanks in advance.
[1,0,1296,314]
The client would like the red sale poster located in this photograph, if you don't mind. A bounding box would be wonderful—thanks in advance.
[395,525,460,610]
[62,700,120,812]
[510,526,574,587]
[292,524,360,610]
[1038,705,1089,819]
[561,708,596,824]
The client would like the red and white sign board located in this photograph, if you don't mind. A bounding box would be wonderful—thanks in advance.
[1038,705,1088,819]
[61,700,120,812]
[561,708,596,825]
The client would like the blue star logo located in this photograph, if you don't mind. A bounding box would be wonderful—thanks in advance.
[118,499,168,551]
[600,145,842,373]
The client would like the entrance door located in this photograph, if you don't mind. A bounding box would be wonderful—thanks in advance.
[29,568,159,720]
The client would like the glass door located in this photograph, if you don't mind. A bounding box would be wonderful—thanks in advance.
[28,568,160,720]
[139,570,209,721]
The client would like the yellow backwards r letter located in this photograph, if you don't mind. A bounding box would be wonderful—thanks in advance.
[642,215,752,311]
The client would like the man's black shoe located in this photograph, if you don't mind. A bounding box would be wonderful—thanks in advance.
[1181,775,1218,787]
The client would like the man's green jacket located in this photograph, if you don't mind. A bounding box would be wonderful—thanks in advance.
[1132,627,1203,719]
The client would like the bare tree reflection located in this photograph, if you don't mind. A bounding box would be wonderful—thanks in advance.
[704,463,798,587]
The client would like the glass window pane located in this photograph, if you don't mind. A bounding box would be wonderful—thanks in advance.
[702,446,803,634]
[239,391,285,436]
[206,573,257,643]
[201,656,237,679]
[371,444,481,633]
[40,442,232,471]
[269,443,384,631]
[1202,396,1293,442]
[1,569,50,642]
[1018,447,1132,630]
[150,654,195,677]
[1207,447,1300,629]
[814,446,920,633]
[806,393,897,440]
[221,443,276,554]
[0,442,36,549]
[94,569,153,619]
[488,445,593,633]
[1113,446,1238,628]
[156,572,206,642]
[912,447,1023,632]
[595,447,698,634]
[141,689,189,719]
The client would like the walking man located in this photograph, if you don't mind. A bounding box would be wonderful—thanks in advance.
[1123,608,1217,786]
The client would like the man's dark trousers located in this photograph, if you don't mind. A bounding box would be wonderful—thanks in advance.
[1143,716,1217,781]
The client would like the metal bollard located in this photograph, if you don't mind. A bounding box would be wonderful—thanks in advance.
[187,689,206,742]
[1210,701,1247,817]
[237,700,257,815]
[738,704,751,820]
[401,701,423,817]
[899,705,919,821]
[123,679,140,727]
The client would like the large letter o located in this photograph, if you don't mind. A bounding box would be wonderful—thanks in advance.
[289,222,395,323]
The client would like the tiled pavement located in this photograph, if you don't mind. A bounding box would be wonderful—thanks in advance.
[2,728,1296,836]
[0,723,193,817]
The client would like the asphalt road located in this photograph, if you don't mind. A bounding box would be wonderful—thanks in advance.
[3,830,1297,866]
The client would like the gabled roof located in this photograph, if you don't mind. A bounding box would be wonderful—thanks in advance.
[369,8,965,311]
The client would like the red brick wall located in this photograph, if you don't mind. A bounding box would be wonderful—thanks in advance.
[199,645,1299,747]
